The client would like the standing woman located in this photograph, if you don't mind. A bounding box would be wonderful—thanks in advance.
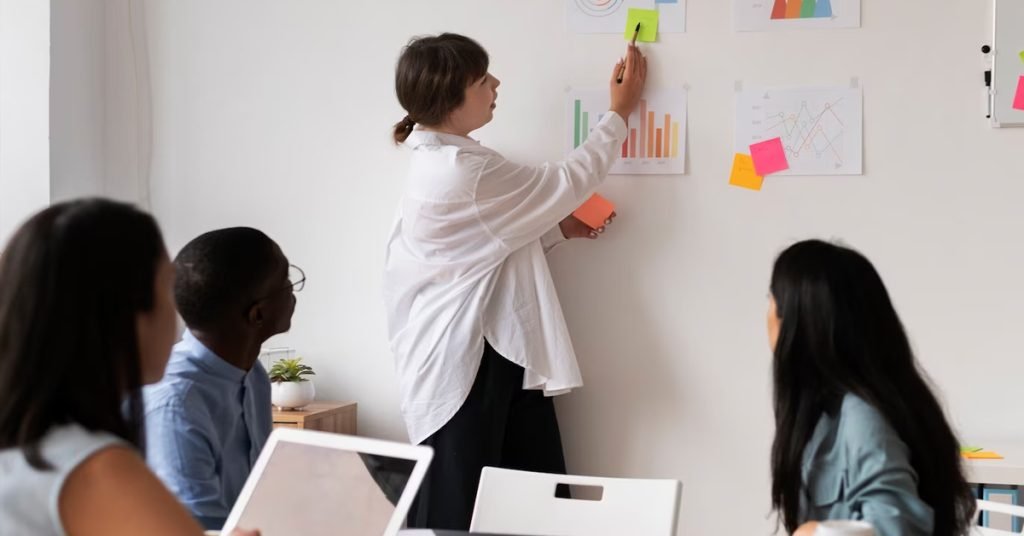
[384,33,646,529]
[766,240,976,536]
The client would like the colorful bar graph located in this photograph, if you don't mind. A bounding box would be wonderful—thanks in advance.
[573,94,680,163]
[771,0,832,19]
[569,89,685,175]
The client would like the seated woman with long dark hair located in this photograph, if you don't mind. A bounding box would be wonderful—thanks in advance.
[767,240,976,536]
[0,199,256,536]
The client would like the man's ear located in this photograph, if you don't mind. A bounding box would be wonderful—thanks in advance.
[247,301,266,327]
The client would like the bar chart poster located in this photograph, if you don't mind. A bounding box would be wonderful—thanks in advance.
[735,86,862,175]
[568,0,686,35]
[734,0,859,31]
[568,89,686,175]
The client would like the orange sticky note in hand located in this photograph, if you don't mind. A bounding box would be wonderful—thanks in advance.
[573,194,616,230]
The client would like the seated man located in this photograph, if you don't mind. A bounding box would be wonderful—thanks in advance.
[144,227,302,529]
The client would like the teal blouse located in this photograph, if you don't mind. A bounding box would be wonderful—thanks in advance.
[800,394,934,536]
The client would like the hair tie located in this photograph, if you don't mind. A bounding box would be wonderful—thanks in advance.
[403,115,416,126]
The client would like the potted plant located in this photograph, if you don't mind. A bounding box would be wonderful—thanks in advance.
[268,357,316,410]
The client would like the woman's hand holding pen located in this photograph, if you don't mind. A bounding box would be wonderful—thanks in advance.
[610,44,647,121]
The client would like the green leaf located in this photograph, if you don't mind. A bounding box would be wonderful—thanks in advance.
[267,356,316,383]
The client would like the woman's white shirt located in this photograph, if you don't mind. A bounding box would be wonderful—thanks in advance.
[383,112,628,443]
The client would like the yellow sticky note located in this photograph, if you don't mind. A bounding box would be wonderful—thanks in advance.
[963,451,1004,460]
[729,153,764,191]
[1019,50,1024,64]
[625,8,659,42]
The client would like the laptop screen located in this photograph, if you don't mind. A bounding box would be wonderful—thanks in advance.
[230,440,418,536]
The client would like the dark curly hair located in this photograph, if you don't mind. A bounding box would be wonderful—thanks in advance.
[173,227,281,330]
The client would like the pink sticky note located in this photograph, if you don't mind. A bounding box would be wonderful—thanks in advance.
[749,137,790,176]
[1014,76,1024,111]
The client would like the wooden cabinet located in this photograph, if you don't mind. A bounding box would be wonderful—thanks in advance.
[272,401,357,435]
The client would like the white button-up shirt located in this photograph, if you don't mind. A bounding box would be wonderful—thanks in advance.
[383,112,628,444]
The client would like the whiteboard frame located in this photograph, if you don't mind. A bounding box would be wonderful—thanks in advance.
[991,0,1024,127]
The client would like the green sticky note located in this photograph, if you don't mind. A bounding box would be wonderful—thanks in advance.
[625,8,659,43]
[1019,50,1024,64]
[960,446,983,453]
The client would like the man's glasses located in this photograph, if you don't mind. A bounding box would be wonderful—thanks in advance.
[287,264,306,293]
[253,264,305,304]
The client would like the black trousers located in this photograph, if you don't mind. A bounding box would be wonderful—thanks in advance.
[407,341,568,530]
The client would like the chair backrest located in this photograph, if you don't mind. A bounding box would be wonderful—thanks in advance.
[976,499,1024,535]
[469,467,681,536]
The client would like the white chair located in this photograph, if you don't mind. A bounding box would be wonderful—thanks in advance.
[976,499,1024,535]
[469,467,681,536]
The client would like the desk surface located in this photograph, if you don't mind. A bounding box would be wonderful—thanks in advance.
[964,442,1024,486]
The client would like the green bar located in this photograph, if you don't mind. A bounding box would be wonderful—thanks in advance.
[574,100,581,148]
[582,111,589,143]
[801,0,816,18]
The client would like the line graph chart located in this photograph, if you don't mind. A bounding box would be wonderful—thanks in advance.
[736,87,862,175]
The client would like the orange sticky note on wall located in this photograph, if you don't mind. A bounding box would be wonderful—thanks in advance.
[729,153,764,191]
[573,194,615,230]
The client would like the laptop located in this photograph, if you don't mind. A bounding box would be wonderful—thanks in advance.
[222,428,433,536]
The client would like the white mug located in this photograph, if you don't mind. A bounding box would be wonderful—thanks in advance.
[815,520,876,536]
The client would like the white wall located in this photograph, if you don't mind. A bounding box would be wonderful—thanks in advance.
[139,1,1024,534]
[50,0,152,206]
[50,0,105,202]
[0,0,49,245]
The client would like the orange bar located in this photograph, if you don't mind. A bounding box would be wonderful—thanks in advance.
[639,100,647,158]
[647,111,655,157]
[663,113,671,157]
[785,0,802,18]
[671,122,679,158]
[655,129,663,158]
[629,128,637,158]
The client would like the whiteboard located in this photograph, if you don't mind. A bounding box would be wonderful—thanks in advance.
[992,0,1024,127]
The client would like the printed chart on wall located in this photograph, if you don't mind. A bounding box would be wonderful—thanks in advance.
[568,0,686,34]
[734,0,860,31]
[735,86,862,175]
[569,89,687,175]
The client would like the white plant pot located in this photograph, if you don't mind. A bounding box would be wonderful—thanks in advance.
[271,380,315,410]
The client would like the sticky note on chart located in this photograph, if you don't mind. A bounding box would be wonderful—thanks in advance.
[1019,50,1024,64]
[625,8,659,42]
[749,137,790,176]
[1014,76,1024,111]
[728,154,764,191]
[573,193,616,229]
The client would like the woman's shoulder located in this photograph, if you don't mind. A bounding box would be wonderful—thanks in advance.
[836,394,910,462]
[838,394,894,437]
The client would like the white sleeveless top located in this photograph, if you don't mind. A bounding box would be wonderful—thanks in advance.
[0,423,125,535]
